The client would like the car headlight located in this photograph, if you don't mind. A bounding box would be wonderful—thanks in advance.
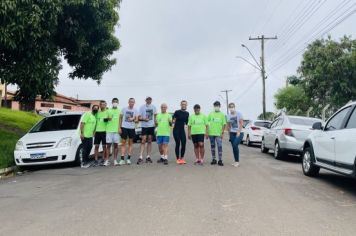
[56,137,72,148]
[15,141,24,151]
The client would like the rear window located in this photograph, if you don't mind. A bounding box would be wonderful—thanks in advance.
[30,115,81,133]
[254,121,271,128]
[288,117,318,126]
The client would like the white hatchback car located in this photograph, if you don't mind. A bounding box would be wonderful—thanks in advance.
[242,120,271,146]
[14,112,88,166]
[302,102,356,177]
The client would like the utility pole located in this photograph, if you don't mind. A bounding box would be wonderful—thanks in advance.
[249,35,277,120]
[221,90,232,114]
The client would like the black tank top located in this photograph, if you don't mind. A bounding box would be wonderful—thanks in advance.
[173,110,189,131]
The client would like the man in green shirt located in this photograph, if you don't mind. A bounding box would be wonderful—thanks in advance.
[188,104,208,165]
[155,103,172,165]
[105,98,121,166]
[80,105,98,168]
[94,100,108,166]
[208,101,227,166]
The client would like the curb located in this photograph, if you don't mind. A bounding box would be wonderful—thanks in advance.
[0,166,16,177]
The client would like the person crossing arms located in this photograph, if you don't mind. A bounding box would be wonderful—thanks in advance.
[188,104,208,165]
[155,103,172,165]
[173,100,189,164]
[138,96,157,164]
[94,101,108,166]
[106,98,121,166]
[119,98,139,165]
[80,105,98,168]
[207,101,227,166]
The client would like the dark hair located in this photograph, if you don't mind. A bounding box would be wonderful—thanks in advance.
[193,104,201,109]
[213,101,221,106]
[92,105,99,110]
[228,102,235,107]
[181,100,187,104]
[112,98,118,102]
[100,100,106,104]
[129,98,135,101]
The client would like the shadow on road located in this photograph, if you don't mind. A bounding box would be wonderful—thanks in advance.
[316,172,356,196]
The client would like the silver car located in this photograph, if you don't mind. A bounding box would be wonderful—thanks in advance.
[261,115,322,159]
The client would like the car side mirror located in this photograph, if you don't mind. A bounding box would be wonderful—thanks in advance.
[312,122,323,130]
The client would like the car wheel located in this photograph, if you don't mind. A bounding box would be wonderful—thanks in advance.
[261,138,269,153]
[74,144,84,166]
[246,136,251,146]
[302,147,320,177]
[274,141,284,160]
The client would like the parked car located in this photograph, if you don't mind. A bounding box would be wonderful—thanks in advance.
[302,102,356,177]
[242,120,271,146]
[39,108,68,117]
[14,112,88,166]
[261,114,322,159]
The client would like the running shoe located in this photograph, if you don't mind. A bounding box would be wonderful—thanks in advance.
[103,160,110,166]
[126,159,131,165]
[93,160,100,167]
[163,159,168,165]
[232,162,239,167]
[81,162,90,168]
[176,159,181,164]
[180,159,187,164]
[199,159,204,166]
[119,159,126,166]
[211,159,217,165]
[218,160,224,166]
[157,158,165,163]
[137,158,143,165]
[194,159,200,165]
[114,160,119,166]
[146,157,153,163]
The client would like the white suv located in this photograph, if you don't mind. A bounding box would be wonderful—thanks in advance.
[302,102,356,177]
[14,112,88,166]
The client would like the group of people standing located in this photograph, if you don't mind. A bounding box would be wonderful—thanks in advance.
[79,97,244,168]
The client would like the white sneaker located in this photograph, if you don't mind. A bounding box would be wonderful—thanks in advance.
[119,160,126,166]
[126,159,131,165]
[114,160,119,166]
[232,162,240,167]
[103,160,110,166]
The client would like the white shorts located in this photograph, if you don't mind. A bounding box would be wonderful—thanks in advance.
[106,132,120,144]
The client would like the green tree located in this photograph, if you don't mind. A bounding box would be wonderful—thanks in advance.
[0,0,121,109]
[274,85,309,115]
[286,75,301,86]
[257,112,275,121]
[298,36,356,114]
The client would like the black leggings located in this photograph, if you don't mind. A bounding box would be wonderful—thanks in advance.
[173,129,186,159]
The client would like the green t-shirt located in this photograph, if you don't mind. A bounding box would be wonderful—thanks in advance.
[81,112,97,138]
[95,110,108,132]
[156,113,172,136]
[106,108,121,132]
[188,113,208,135]
[208,111,227,136]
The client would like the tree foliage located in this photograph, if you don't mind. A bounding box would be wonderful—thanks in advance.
[0,0,121,106]
[298,36,356,114]
[257,111,275,121]
[274,85,309,115]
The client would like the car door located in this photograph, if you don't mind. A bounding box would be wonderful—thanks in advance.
[313,106,352,166]
[333,106,356,170]
[265,119,279,148]
[242,122,251,142]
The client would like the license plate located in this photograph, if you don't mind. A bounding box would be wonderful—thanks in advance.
[30,153,46,159]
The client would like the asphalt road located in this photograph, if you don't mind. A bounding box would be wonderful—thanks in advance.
[1,138,356,236]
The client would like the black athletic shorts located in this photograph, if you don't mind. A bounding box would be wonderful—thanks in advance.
[94,132,107,145]
[142,127,155,136]
[121,127,136,140]
[191,134,205,144]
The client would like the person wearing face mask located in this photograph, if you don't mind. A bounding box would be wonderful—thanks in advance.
[80,105,99,168]
[207,101,227,166]
[105,98,122,166]
[227,103,244,167]
[172,100,189,164]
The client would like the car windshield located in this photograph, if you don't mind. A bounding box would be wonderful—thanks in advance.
[30,115,81,133]
[254,121,271,128]
[288,117,319,126]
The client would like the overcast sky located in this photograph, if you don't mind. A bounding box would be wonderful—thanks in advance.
[54,0,356,119]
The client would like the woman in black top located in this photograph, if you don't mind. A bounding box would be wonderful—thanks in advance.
[173,100,189,164]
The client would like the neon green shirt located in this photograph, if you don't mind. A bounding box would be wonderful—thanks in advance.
[106,108,121,132]
[81,112,96,138]
[95,110,108,132]
[188,113,208,135]
[208,111,227,136]
[156,113,172,136]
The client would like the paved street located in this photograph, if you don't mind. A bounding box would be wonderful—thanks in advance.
[1,138,356,236]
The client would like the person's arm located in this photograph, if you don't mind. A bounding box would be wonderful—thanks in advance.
[169,115,173,126]
[188,125,192,140]
[237,118,243,136]
[119,113,123,134]
[205,116,209,139]
[80,122,85,140]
